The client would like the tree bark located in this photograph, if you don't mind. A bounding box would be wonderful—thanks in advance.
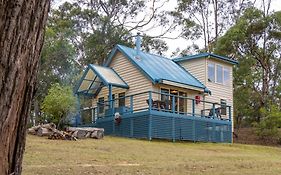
[0,1,50,175]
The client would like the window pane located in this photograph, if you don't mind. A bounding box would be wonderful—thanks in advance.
[220,99,227,115]
[161,88,169,101]
[208,63,215,82]
[98,97,104,114]
[216,65,223,83]
[224,68,230,85]
[118,92,125,107]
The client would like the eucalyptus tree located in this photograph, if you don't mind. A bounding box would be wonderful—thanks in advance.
[50,0,172,65]
[0,0,50,174]
[215,7,281,123]
[173,0,252,52]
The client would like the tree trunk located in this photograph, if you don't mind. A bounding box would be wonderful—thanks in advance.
[0,1,50,175]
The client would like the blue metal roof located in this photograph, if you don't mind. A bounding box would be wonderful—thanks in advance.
[106,45,207,91]
[173,53,238,65]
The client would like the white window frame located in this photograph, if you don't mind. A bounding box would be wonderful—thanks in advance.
[207,61,230,86]
[216,64,223,84]
[208,63,215,82]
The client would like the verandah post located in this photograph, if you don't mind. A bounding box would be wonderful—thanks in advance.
[148,115,152,141]
[172,95,175,113]
[109,84,113,109]
[229,106,232,143]
[192,99,195,117]
[229,106,232,121]
[172,116,175,142]
[148,91,152,112]
[212,103,216,119]
[130,95,134,113]
[148,91,152,141]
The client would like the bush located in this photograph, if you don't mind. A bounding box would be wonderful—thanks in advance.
[254,105,281,141]
[42,83,76,129]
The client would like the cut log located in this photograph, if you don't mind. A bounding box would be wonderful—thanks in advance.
[85,132,91,138]
[37,127,52,137]
[72,130,87,139]
[90,130,104,139]
[41,123,56,130]
[27,128,36,135]
[66,127,104,132]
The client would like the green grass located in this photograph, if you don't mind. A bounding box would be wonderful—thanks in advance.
[23,135,281,175]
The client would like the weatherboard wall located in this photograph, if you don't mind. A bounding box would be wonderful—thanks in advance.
[205,58,234,129]
[177,57,234,130]
[92,51,156,111]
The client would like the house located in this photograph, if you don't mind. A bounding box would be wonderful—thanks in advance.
[75,34,238,143]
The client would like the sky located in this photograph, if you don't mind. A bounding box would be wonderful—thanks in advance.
[53,0,281,56]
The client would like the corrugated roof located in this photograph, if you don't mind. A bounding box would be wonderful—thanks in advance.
[173,53,238,65]
[106,45,207,91]
[75,64,128,96]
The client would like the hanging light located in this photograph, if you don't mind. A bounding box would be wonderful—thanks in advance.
[170,89,178,94]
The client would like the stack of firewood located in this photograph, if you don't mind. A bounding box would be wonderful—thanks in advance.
[27,123,104,140]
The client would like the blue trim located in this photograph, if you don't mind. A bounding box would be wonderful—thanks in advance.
[172,61,208,90]
[111,68,129,88]
[104,46,118,66]
[173,53,238,65]
[116,45,157,84]
[88,64,110,86]
[105,45,157,84]
[75,63,129,96]
[159,78,206,91]
[74,67,90,94]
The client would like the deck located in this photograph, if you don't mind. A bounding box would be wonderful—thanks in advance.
[77,91,232,143]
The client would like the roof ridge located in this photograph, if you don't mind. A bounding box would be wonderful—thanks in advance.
[117,44,171,60]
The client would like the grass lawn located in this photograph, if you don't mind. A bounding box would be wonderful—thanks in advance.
[23,135,281,175]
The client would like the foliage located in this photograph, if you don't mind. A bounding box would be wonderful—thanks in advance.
[42,83,76,128]
[215,7,281,124]
[254,105,281,141]
[173,0,252,52]
[50,0,171,65]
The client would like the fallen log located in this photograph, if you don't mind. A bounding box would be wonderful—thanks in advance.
[27,128,36,135]
[72,130,87,139]
[66,127,104,132]
[41,123,56,130]
[37,127,52,137]
[90,130,104,139]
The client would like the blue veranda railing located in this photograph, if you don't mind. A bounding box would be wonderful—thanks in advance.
[78,91,232,143]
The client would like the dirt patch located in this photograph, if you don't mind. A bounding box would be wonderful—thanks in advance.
[234,127,281,147]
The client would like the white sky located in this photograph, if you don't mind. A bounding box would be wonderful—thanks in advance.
[53,0,281,56]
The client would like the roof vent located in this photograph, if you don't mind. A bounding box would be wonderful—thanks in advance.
[135,32,141,56]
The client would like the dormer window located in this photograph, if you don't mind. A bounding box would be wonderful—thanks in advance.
[208,62,230,85]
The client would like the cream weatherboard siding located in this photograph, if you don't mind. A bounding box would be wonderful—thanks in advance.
[205,59,234,122]
[93,51,154,111]
[177,58,207,84]
[177,57,234,130]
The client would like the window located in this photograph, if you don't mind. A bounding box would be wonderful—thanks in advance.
[216,65,223,83]
[161,88,169,101]
[223,68,230,85]
[220,99,227,115]
[98,97,104,114]
[118,92,125,107]
[208,63,215,82]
